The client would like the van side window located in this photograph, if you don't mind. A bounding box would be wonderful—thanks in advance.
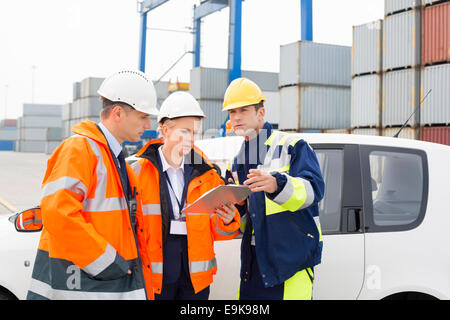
[367,149,427,230]
[315,149,344,233]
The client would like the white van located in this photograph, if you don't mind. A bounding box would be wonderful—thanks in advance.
[199,134,450,300]
[2,134,450,300]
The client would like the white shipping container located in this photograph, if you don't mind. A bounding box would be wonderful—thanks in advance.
[383,9,421,71]
[18,140,46,153]
[190,67,228,100]
[71,100,81,119]
[352,20,383,76]
[263,91,280,126]
[351,74,382,128]
[242,70,278,92]
[190,67,279,100]
[154,81,170,100]
[47,127,62,141]
[421,63,450,125]
[62,103,71,121]
[79,116,100,123]
[20,128,47,141]
[21,116,62,128]
[80,97,102,118]
[280,41,351,87]
[382,68,420,127]
[279,85,351,131]
[198,99,227,134]
[73,82,81,101]
[382,127,417,139]
[23,104,62,117]
[62,120,71,139]
[0,129,18,140]
[45,141,61,154]
[385,0,420,15]
[352,128,379,136]
[422,0,443,5]
[81,77,104,98]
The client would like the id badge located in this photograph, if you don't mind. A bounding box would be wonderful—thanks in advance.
[170,220,187,235]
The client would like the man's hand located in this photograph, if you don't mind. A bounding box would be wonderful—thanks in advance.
[243,169,278,194]
[215,202,237,224]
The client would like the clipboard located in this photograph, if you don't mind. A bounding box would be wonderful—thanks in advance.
[182,185,252,214]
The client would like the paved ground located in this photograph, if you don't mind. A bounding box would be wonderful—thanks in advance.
[0,151,50,214]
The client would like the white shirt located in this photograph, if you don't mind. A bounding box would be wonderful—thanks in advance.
[158,146,185,220]
[98,122,123,166]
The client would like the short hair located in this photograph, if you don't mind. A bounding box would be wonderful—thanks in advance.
[99,97,133,119]
[254,101,264,112]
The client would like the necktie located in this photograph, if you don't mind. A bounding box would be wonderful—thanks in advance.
[117,151,131,200]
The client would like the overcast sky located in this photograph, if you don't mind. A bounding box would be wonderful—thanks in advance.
[0,0,384,119]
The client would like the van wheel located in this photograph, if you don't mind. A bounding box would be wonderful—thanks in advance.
[383,292,438,300]
[0,287,17,300]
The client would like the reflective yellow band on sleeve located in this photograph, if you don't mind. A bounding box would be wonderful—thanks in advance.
[266,175,315,215]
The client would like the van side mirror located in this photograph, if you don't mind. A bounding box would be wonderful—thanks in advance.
[15,207,43,232]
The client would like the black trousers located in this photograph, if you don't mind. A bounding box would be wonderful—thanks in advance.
[154,262,210,300]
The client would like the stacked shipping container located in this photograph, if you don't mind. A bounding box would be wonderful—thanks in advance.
[351,20,383,134]
[0,119,18,151]
[62,77,104,140]
[63,77,165,141]
[16,104,62,153]
[279,41,351,132]
[382,1,422,138]
[420,0,450,145]
[351,0,450,145]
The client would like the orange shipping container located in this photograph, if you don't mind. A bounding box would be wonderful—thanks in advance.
[422,1,450,65]
[420,127,450,146]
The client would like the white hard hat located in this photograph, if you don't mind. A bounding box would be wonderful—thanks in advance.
[97,70,159,115]
[157,91,206,123]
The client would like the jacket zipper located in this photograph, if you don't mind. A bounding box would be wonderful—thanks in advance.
[288,217,314,239]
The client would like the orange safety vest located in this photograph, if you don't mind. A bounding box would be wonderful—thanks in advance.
[132,139,240,294]
[27,120,153,300]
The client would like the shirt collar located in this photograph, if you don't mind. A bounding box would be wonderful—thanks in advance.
[158,146,185,173]
[98,122,122,158]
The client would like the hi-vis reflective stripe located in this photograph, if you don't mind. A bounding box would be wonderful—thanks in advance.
[152,258,216,275]
[41,176,88,199]
[215,219,237,236]
[131,160,142,177]
[82,243,116,277]
[73,135,128,213]
[266,175,315,215]
[142,204,161,216]
[260,130,302,173]
[190,257,217,273]
[314,216,323,242]
[29,278,146,300]
[151,262,163,274]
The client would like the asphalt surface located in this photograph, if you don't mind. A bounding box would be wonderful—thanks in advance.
[0,151,50,214]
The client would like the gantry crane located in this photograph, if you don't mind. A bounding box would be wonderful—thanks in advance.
[137,0,313,84]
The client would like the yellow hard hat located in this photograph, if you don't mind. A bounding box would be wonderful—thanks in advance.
[222,78,266,111]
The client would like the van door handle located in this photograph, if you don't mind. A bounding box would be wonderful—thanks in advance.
[346,208,363,233]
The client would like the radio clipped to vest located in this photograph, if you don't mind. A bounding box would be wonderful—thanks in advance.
[129,186,138,230]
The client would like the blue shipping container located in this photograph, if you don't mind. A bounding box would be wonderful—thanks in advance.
[0,140,15,151]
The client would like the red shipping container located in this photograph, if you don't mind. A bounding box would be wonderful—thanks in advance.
[3,119,17,127]
[420,127,450,146]
[422,1,450,65]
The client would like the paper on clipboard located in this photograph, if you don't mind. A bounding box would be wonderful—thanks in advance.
[182,185,252,214]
